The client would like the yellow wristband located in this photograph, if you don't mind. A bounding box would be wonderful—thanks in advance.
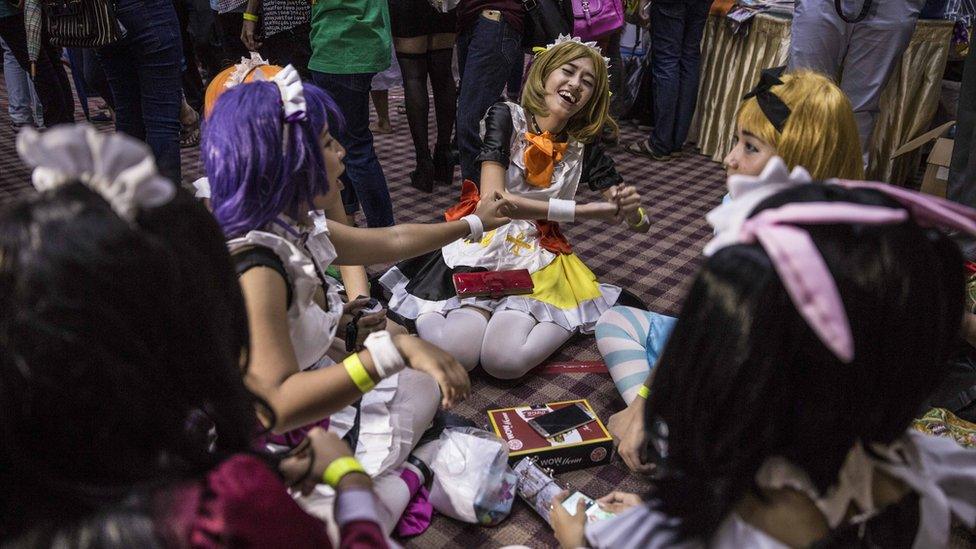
[628,206,648,228]
[242,11,259,22]
[323,456,366,488]
[343,353,375,393]
[637,385,650,399]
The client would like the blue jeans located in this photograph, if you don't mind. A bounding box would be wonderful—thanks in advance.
[96,0,184,184]
[0,37,42,126]
[311,71,395,228]
[505,52,525,99]
[648,0,709,155]
[456,13,522,184]
[0,15,75,127]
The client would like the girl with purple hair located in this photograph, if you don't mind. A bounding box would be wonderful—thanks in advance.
[202,64,513,534]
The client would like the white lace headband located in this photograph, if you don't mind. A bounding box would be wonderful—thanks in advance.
[16,124,176,221]
[533,34,611,69]
[223,54,307,123]
[253,64,307,122]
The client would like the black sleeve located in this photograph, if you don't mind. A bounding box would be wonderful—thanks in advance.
[233,246,294,309]
[475,102,515,168]
[581,142,623,191]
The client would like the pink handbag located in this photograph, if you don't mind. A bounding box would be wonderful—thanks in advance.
[571,0,624,41]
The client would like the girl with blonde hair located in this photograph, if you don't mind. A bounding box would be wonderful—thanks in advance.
[597,68,865,467]
[381,36,649,380]
[724,67,863,181]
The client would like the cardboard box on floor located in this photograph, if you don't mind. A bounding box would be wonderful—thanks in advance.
[891,120,956,198]
[487,399,614,474]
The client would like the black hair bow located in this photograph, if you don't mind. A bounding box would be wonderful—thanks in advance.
[743,66,791,133]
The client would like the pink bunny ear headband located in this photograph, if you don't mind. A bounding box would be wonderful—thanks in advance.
[726,181,976,363]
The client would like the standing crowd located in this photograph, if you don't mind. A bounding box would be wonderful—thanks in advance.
[3,0,976,547]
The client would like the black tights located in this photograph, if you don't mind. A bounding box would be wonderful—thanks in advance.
[396,47,456,163]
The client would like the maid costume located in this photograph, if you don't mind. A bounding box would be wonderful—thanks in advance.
[380,101,624,333]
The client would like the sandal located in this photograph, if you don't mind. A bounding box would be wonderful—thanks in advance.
[180,124,200,148]
[626,139,670,161]
[180,111,201,149]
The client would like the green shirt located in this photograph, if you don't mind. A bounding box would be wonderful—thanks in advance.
[308,0,391,74]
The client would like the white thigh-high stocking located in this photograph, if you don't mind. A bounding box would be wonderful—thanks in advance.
[372,470,413,533]
[479,310,572,380]
[415,308,488,371]
[386,368,441,464]
[297,370,440,536]
[362,368,441,533]
[296,470,409,537]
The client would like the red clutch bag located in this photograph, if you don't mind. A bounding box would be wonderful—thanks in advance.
[453,269,535,299]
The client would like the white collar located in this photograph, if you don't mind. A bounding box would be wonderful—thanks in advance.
[704,157,813,256]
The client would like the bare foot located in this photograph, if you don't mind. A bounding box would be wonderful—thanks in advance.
[370,119,392,134]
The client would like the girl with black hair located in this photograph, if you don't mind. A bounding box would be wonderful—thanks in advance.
[0,125,389,547]
[550,182,976,547]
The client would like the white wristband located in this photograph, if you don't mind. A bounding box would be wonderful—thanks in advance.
[461,214,484,241]
[363,331,406,379]
[547,198,576,222]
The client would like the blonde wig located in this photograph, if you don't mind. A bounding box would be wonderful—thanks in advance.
[737,70,863,180]
[521,41,616,143]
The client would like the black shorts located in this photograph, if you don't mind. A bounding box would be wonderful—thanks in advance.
[390,0,457,38]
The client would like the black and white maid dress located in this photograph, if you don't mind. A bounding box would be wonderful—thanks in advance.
[226,211,441,532]
[380,101,623,333]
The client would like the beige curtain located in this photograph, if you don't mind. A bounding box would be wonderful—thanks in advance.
[692,14,791,165]
[867,20,955,185]
[692,14,953,186]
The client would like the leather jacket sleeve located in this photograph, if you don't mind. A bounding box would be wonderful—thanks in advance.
[475,102,515,168]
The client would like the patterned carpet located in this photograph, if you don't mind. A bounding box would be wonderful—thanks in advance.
[0,80,727,547]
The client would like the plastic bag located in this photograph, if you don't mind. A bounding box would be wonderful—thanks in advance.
[429,427,516,525]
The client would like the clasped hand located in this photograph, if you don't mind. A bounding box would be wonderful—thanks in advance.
[592,184,647,231]
[474,191,516,231]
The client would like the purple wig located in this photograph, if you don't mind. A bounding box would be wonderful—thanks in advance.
[202,81,346,238]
